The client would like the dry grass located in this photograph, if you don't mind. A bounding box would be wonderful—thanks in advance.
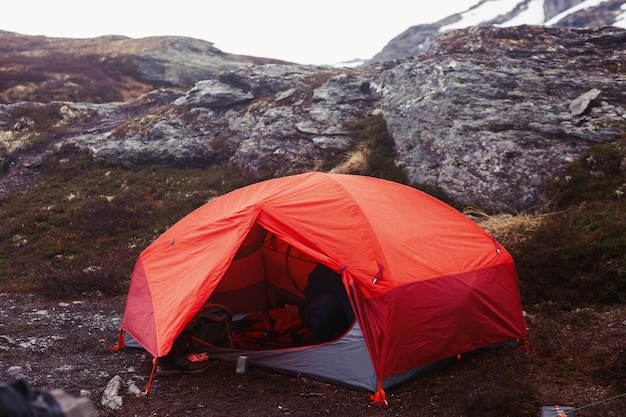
[329,144,369,174]
[465,206,550,248]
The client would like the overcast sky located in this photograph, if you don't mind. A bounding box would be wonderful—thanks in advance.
[1,0,481,65]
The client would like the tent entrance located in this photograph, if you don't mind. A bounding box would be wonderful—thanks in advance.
[200,223,353,350]
[208,223,317,314]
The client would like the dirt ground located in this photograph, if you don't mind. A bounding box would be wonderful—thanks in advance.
[1,292,625,417]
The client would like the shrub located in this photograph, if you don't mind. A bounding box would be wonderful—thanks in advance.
[512,201,626,308]
[343,113,409,184]
[0,145,254,296]
[511,137,626,308]
[497,134,626,309]
[24,251,130,298]
[547,137,626,208]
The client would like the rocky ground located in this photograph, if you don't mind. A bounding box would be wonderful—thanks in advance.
[1,292,625,416]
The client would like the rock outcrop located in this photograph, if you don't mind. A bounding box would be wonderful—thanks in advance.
[376,25,626,210]
[1,26,625,212]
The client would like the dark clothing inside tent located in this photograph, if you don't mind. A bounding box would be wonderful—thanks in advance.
[299,264,355,343]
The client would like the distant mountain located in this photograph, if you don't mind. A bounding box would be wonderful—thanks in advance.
[372,0,626,62]
[0,31,289,104]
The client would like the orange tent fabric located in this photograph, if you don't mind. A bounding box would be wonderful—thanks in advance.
[121,172,526,383]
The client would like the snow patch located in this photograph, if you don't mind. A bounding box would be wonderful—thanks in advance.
[545,0,612,25]
[496,0,545,26]
[614,2,626,28]
[439,0,523,32]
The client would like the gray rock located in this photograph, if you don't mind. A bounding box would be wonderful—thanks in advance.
[1,26,625,212]
[101,375,123,411]
[174,80,254,108]
[569,88,602,116]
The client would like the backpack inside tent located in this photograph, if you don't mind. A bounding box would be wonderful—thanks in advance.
[117,172,527,403]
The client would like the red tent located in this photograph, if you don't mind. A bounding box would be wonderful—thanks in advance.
[120,172,526,401]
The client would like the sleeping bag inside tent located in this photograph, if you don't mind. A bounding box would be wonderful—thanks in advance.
[118,172,527,399]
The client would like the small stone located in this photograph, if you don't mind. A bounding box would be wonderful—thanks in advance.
[101,375,123,410]
[569,88,601,116]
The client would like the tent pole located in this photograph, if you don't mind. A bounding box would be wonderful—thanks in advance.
[144,357,157,394]
[106,328,125,351]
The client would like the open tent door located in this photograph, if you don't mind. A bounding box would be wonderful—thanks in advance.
[203,220,357,348]
[183,221,375,389]
[208,221,319,314]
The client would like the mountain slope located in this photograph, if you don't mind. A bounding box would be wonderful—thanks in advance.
[372,0,626,62]
[1,25,624,212]
[0,31,289,104]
